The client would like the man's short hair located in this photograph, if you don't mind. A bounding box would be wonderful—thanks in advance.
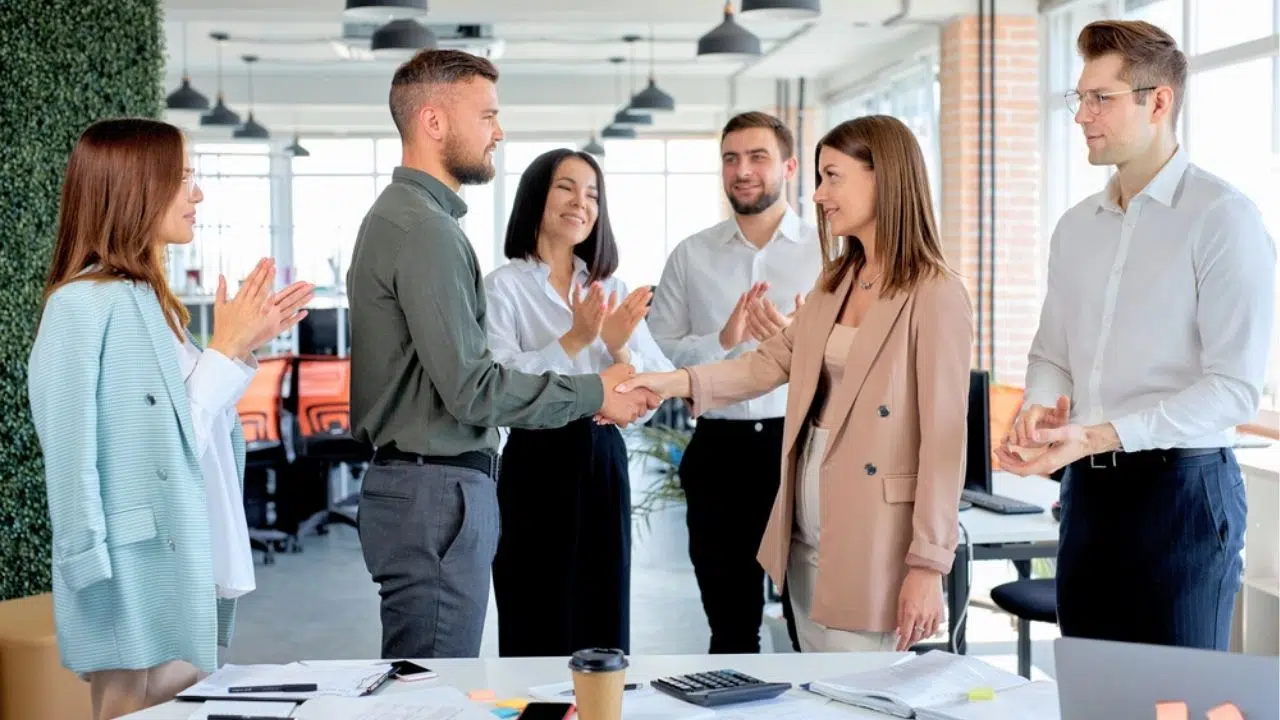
[1077,20,1187,127]
[721,111,796,159]
[389,49,500,137]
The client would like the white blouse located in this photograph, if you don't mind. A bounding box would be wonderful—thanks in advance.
[175,335,258,599]
[484,257,675,379]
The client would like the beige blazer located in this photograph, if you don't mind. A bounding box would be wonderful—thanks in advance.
[686,269,974,632]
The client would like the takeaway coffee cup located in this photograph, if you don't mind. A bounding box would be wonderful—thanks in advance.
[568,648,629,720]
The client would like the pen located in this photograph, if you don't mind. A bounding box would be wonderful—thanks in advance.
[209,715,290,720]
[227,683,317,693]
[560,683,643,696]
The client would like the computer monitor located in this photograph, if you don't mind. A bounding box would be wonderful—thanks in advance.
[965,369,993,494]
[297,307,346,356]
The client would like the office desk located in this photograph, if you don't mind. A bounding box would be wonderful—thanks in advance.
[944,473,1062,655]
[126,652,923,719]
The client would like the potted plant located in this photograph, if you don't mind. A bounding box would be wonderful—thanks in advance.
[629,423,691,532]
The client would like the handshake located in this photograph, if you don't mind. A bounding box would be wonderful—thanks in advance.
[592,363,663,427]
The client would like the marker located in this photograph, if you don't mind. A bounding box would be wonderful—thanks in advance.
[227,683,317,694]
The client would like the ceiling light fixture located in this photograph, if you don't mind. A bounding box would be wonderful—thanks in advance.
[233,55,269,139]
[344,0,429,21]
[286,133,310,157]
[166,22,210,112]
[200,32,241,127]
[697,2,762,61]
[739,0,821,20]
[626,31,675,113]
[601,125,637,139]
[582,133,605,156]
[371,18,438,58]
[607,56,652,128]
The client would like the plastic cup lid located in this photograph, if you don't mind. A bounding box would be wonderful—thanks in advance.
[568,648,629,673]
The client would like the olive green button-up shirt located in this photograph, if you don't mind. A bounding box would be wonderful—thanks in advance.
[346,166,604,457]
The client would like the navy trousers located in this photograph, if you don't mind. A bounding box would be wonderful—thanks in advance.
[1056,448,1246,649]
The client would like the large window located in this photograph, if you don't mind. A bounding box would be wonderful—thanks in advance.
[1043,0,1280,415]
[500,138,724,292]
[175,143,273,295]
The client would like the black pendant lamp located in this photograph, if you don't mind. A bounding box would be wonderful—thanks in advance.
[233,55,269,139]
[371,19,438,58]
[166,23,210,112]
[627,32,675,113]
[601,125,637,139]
[582,133,605,156]
[344,0,428,21]
[200,32,241,127]
[286,133,310,157]
[740,0,821,20]
[608,56,652,127]
[697,2,762,61]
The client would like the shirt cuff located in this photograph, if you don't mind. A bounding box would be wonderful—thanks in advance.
[189,348,256,413]
[1109,414,1150,453]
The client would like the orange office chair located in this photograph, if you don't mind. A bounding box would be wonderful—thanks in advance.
[288,356,370,535]
[235,356,296,565]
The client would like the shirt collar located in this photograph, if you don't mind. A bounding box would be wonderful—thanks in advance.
[726,205,805,246]
[392,166,468,219]
[512,255,589,282]
[1096,144,1189,213]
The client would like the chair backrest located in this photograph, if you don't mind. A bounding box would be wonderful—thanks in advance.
[989,383,1024,471]
[295,355,351,439]
[236,356,291,445]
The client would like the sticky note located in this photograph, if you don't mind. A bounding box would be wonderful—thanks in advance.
[1207,703,1244,720]
[1156,701,1189,720]
[496,698,529,710]
[967,687,995,701]
[468,689,497,702]
[490,709,519,719]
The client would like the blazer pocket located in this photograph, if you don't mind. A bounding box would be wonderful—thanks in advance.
[105,506,158,547]
[882,474,918,504]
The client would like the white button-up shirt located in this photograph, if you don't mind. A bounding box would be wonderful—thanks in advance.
[484,256,675,378]
[647,208,823,421]
[1026,145,1276,451]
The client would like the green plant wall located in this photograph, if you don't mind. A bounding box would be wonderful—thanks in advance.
[0,0,165,601]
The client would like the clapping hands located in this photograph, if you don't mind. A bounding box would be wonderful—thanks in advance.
[719,282,804,350]
[209,258,315,361]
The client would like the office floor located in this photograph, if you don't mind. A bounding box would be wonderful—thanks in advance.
[224,461,1059,680]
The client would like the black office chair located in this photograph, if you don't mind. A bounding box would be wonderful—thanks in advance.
[990,579,1057,678]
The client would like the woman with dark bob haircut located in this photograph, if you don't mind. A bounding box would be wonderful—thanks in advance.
[483,148,673,657]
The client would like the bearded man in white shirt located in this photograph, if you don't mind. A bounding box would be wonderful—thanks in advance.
[648,111,822,654]
[998,20,1276,650]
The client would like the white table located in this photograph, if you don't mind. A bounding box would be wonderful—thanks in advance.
[125,652,918,719]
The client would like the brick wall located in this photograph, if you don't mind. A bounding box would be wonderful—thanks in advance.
[939,15,1042,386]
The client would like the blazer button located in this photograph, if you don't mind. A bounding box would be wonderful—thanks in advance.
[145,393,156,406]
[167,538,176,551]
[878,405,890,417]
[156,468,167,481]
[865,463,877,476]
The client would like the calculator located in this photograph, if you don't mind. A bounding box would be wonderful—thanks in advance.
[651,669,792,707]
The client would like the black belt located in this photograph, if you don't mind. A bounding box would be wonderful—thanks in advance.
[371,445,499,478]
[1074,447,1225,471]
[695,417,784,433]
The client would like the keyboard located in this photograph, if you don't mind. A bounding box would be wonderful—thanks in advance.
[651,670,792,707]
[961,488,1044,515]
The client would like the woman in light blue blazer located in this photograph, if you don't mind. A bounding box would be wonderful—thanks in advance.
[27,118,313,720]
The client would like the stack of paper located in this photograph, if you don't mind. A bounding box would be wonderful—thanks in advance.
[293,687,492,719]
[807,651,1060,719]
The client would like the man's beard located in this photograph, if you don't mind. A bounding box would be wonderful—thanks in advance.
[728,181,781,216]
[444,134,495,186]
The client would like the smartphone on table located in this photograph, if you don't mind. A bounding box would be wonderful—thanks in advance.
[517,702,575,719]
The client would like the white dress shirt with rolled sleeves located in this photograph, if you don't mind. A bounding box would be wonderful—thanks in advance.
[647,207,822,421]
[1026,145,1276,452]
[484,257,675,415]
[175,336,258,599]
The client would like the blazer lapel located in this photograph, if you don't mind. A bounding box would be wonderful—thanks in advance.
[132,284,198,455]
[782,271,852,456]
[819,288,910,462]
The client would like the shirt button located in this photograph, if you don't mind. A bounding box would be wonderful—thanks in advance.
[754,422,763,432]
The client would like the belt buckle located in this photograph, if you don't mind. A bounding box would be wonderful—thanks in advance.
[1089,451,1118,470]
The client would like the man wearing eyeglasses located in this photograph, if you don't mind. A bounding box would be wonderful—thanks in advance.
[997,20,1275,650]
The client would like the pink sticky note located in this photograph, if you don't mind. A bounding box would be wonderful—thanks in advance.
[1207,703,1244,720]
[1156,701,1190,720]
[468,689,497,702]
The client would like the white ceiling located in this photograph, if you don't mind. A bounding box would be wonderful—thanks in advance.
[161,0,1035,138]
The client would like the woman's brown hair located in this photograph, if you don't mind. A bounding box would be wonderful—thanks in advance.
[813,115,951,295]
[42,117,190,338]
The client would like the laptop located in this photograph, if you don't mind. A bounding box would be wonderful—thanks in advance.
[1054,637,1279,719]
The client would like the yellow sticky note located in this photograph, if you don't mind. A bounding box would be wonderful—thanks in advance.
[1156,701,1189,720]
[496,698,529,710]
[468,689,497,702]
[1207,703,1244,720]
[967,687,995,701]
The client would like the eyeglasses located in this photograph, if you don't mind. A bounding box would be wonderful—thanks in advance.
[181,168,199,199]
[1063,86,1158,115]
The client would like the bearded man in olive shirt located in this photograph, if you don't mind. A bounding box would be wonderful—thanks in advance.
[347,49,655,660]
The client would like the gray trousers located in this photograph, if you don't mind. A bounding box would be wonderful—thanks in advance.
[357,460,501,659]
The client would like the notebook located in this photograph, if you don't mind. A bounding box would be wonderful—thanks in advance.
[806,651,1059,719]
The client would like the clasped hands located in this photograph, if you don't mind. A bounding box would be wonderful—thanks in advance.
[994,395,1121,477]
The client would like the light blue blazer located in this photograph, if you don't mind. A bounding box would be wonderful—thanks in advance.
[27,278,243,674]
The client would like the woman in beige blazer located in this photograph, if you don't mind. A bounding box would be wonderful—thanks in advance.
[620,115,973,653]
